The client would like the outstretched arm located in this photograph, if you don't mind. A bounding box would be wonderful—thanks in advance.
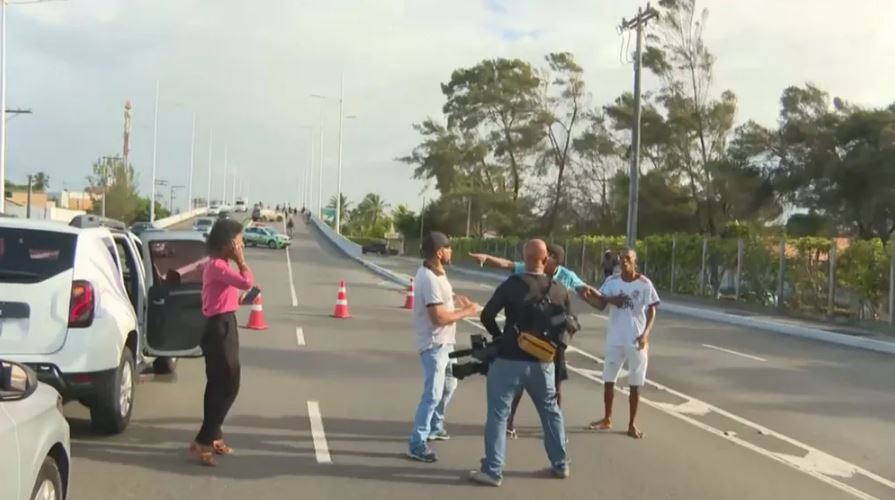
[468,253,515,271]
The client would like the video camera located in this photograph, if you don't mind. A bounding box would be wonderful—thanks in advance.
[449,334,499,380]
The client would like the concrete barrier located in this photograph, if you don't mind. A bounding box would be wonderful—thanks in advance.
[155,208,208,229]
[309,215,362,258]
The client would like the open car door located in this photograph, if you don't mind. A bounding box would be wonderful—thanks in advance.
[141,232,208,358]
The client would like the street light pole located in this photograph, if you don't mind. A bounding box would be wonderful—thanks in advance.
[206,130,213,207]
[0,0,7,213]
[318,125,324,218]
[335,74,345,234]
[221,145,228,205]
[187,113,195,211]
[149,79,160,223]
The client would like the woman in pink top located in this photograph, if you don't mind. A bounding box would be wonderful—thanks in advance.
[190,219,254,466]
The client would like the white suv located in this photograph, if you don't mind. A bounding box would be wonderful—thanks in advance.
[0,216,208,434]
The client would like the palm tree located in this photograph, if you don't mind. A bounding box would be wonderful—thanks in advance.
[327,194,351,230]
[354,193,389,228]
[32,171,50,191]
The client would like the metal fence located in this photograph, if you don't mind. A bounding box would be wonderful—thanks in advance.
[453,235,895,325]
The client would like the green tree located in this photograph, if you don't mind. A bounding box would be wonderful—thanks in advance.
[392,204,419,239]
[642,0,740,235]
[769,84,895,241]
[32,171,50,191]
[327,194,351,231]
[441,58,546,202]
[87,157,140,222]
[541,52,586,234]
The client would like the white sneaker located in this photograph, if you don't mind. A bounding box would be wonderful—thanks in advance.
[468,470,502,487]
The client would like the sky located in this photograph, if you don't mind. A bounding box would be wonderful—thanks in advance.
[5,0,894,213]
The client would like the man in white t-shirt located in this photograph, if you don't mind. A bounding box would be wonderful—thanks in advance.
[587,248,659,439]
[407,232,479,463]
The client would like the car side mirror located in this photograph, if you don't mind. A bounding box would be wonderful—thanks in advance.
[0,360,38,402]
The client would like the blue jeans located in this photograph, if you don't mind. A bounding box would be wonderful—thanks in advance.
[409,344,457,452]
[481,357,567,480]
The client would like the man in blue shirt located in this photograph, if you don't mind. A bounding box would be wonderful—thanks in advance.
[469,243,608,439]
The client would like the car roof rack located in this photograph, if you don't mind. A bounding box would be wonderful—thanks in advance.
[69,214,127,230]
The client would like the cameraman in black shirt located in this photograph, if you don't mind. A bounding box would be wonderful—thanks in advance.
[468,239,571,487]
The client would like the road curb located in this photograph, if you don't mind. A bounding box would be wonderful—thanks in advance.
[309,221,895,356]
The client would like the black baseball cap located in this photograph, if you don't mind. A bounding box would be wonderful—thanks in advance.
[421,231,451,258]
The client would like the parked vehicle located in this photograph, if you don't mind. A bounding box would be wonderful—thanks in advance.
[244,226,291,249]
[361,241,397,256]
[192,218,214,237]
[129,222,158,236]
[0,359,70,500]
[0,216,207,434]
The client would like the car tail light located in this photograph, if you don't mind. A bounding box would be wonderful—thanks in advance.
[69,280,95,328]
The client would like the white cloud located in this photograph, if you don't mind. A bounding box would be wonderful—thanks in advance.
[4,0,893,213]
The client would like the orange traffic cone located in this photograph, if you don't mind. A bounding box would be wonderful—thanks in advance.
[245,294,269,330]
[402,279,415,309]
[333,280,351,318]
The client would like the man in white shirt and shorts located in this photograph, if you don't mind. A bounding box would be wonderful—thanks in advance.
[587,248,659,439]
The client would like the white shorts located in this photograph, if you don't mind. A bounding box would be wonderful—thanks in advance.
[603,344,648,387]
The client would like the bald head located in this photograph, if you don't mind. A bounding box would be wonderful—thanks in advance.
[523,239,548,273]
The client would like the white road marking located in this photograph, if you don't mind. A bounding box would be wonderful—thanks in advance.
[460,317,893,499]
[295,327,305,346]
[285,246,298,307]
[592,312,609,320]
[702,343,767,362]
[307,401,332,464]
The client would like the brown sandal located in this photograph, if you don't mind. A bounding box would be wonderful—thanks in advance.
[212,440,234,455]
[190,442,218,466]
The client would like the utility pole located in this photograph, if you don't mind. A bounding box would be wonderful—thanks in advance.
[149,80,160,223]
[620,3,659,248]
[169,184,184,212]
[25,174,31,218]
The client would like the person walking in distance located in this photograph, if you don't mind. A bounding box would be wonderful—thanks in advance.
[587,248,659,439]
[469,239,574,486]
[191,219,255,466]
[407,232,479,463]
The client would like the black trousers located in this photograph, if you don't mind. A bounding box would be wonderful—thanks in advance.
[195,312,241,445]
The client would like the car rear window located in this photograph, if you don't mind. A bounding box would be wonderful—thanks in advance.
[0,228,77,283]
[149,239,208,285]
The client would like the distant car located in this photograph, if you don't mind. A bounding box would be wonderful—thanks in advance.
[234,199,248,213]
[207,204,221,216]
[243,226,291,249]
[361,242,397,256]
[217,210,232,220]
[129,222,158,236]
[0,360,71,500]
[192,218,214,236]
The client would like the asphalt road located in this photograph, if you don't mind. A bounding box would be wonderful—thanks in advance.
[60,217,893,500]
